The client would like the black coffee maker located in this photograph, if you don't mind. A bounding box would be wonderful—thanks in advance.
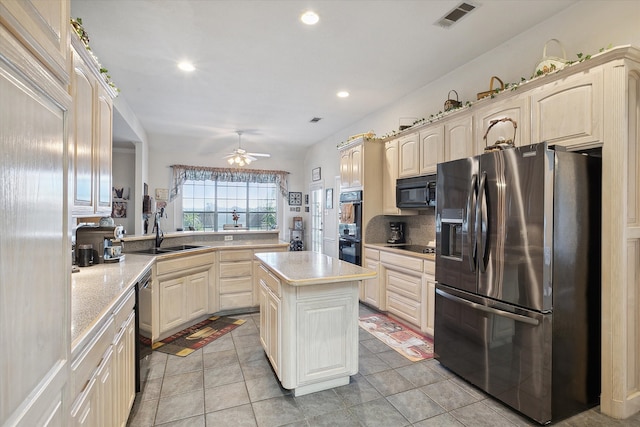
[387,222,405,244]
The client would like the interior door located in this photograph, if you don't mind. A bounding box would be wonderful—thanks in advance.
[309,183,323,253]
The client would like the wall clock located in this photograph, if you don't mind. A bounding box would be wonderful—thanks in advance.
[289,191,302,206]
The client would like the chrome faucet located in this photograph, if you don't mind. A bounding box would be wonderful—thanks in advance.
[154,207,164,248]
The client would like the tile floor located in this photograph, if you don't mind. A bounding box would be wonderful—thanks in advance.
[127,305,640,427]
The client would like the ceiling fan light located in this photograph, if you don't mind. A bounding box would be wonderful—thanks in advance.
[227,158,234,165]
[245,158,252,164]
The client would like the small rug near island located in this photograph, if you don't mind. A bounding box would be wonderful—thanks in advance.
[140,316,245,357]
[359,313,434,362]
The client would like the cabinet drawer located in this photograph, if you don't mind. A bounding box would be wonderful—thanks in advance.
[258,264,281,297]
[424,260,435,275]
[219,260,253,277]
[386,268,421,300]
[113,289,135,330]
[156,253,213,276]
[71,317,115,398]
[380,251,422,272]
[387,291,421,327]
[220,276,253,294]
[219,249,253,262]
[365,248,380,261]
[220,292,253,310]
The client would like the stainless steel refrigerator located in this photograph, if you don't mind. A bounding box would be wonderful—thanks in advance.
[434,142,601,424]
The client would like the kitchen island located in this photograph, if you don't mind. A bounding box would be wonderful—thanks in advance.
[255,251,376,396]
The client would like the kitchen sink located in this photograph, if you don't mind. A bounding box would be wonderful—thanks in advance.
[133,245,205,255]
[160,244,204,251]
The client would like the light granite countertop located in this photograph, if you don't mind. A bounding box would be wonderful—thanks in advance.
[71,254,154,355]
[255,251,377,286]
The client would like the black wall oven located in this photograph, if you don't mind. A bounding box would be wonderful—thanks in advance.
[338,190,362,266]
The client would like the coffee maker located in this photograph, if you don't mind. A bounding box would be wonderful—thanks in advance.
[76,224,125,264]
[387,222,405,244]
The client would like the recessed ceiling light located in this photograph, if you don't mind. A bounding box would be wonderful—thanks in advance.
[337,91,350,98]
[177,61,195,72]
[301,11,319,25]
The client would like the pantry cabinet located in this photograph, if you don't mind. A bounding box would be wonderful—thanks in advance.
[69,31,116,216]
[0,1,71,424]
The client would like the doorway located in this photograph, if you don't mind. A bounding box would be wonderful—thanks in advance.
[309,183,323,253]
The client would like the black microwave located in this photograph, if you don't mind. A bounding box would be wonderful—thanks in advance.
[396,175,436,208]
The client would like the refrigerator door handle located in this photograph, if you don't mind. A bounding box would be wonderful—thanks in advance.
[436,288,540,326]
[476,171,488,273]
[467,174,478,272]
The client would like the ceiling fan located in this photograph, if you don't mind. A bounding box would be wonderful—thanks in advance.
[224,131,271,166]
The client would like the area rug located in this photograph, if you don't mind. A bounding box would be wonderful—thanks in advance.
[140,316,245,357]
[359,313,434,362]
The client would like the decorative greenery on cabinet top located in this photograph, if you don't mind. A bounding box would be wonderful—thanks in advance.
[71,17,119,94]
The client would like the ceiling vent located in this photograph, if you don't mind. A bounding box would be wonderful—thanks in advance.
[309,117,322,123]
[436,2,477,28]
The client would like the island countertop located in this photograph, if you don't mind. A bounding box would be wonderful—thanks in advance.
[255,251,376,286]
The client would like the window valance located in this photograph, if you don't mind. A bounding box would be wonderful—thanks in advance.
[170,165,290,201]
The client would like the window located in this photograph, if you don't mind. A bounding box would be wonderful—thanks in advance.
[182,179,278,231]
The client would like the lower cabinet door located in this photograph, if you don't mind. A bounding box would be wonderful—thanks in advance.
[267,291,280,377]
[159,277,187,333]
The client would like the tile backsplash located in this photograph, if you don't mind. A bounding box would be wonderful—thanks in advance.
[366,210,436,246]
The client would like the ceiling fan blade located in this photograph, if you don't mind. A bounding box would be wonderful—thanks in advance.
[247,152,271,158]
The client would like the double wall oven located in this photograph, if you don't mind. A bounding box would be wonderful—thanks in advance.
[338,190,362,266]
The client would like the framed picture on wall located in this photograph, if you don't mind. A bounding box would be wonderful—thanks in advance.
[312,167,321,181]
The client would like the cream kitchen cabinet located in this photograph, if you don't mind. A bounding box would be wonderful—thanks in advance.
[1,2,71,424]
[256,252,364,397]
[473,96,530,155]
[339,142,363,188]
[382,139,418,215]
[398,133,420,178]
[374,246,436,335]
[531,67,603,150]
[70,289,135,427]
[419,126,444,175]
[69,31,116,216]
[155,252,214,340]
[422,259,436,336]
[218,249,254,310]
[443,115,474,161]
[258,264,281,377]
[253,245,288,306]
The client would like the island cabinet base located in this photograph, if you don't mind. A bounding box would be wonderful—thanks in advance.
[257,264,360,397]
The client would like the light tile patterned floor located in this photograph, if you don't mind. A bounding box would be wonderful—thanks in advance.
[127,305,640,427]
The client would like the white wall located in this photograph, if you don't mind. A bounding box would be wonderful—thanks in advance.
[111,148,136,234]
[305,0,640,181]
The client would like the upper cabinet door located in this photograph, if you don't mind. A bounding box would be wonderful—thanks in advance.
[444,116,473,162]
[96,85,113,213]
[70,48,95,212]
[0,0,70,85]
[531,67,603,150]
[419,126,444,175]
[398,133,419,178]
[474,96,530,155]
